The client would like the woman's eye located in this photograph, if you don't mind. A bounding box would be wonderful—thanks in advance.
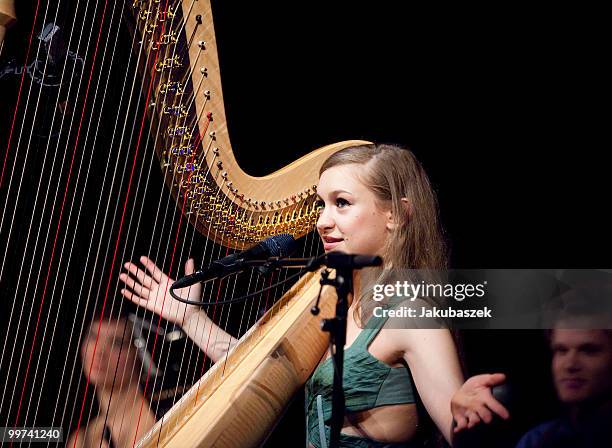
[336,198,350,208]
[314,199,324,212]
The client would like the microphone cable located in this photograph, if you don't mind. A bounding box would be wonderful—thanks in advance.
[168,267,310,307]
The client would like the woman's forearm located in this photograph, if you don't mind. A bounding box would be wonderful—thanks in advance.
[182,310,238,363]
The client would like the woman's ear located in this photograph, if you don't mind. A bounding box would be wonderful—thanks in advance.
[386,197,411,231]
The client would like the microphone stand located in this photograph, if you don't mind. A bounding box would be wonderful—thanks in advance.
[306,252,382,448]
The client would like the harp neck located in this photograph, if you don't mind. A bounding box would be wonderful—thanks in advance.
[130,0,369,249]
[0,0,16,50]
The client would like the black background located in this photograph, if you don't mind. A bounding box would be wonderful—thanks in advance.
[0,1,608,446]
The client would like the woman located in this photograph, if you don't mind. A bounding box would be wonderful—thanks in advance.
[119,144,507,446]
[67,315,156,448]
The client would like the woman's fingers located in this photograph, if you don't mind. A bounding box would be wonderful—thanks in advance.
[123,262,157,290]
[483,391,510,419]
[121,288,154,311]
[484,373,506,387]
[466,411,481,428]
[119,273,152,298]
[454,415,468,433]
[140,256,166,283]
[474,404,493,424]
[184,258,195,275]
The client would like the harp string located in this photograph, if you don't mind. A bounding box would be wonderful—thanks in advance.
[46,0,152,439]
[76,0,215,440]
[0,0,188,442]
[54,3,156,440]
[130,114,226,439]
[0,0,42,189]
[69,0,180,443]
[25,0,133,431]
[76,1,198,434]
[123,2,221,430]
[54,0,142,440]
[103,0,234,436]
[0,0,60,424]
[0,0,113,433]
[62,0,160,443]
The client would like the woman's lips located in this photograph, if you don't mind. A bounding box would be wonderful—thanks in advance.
[323,242,341,251]
[322,237,343,251]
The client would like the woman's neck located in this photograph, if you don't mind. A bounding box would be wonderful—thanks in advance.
[347,271,363,319]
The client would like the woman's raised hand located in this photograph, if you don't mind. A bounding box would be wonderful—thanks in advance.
[119,256,202,325]
[451,373,510,433]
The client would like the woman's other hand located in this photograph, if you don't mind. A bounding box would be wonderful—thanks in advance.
[451,373,510,433]
[119,256,202,325]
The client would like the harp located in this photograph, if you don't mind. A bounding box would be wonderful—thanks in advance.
[126,0,366,446]
[0,0,367,446]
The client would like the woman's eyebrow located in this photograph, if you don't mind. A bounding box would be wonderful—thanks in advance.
[317,190,352,199]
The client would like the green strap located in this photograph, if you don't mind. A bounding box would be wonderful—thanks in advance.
[357,315,388,347]
[316,394,328,448]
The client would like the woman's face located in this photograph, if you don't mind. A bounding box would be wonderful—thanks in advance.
[81,319,138,389]
[316,164,392,256]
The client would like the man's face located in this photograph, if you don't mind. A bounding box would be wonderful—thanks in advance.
[551,329,612,404]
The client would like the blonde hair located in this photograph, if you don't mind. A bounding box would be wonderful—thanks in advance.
[319,143,448,321]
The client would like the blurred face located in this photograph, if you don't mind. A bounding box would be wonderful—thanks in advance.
[316,164,392,256]
[81,319,138,389]
[551,329,612,405]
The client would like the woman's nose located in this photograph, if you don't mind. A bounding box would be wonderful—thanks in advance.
[316,208,334,232]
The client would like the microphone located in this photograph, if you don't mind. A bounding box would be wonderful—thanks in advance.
[171,234,297,289]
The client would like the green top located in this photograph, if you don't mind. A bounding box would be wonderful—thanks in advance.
[305,313,419,448]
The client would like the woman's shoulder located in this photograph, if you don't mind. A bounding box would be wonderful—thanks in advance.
[373,297,452,352]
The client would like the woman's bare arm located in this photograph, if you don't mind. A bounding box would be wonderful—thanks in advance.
[181,309,238,363]
[400,328,464,444]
